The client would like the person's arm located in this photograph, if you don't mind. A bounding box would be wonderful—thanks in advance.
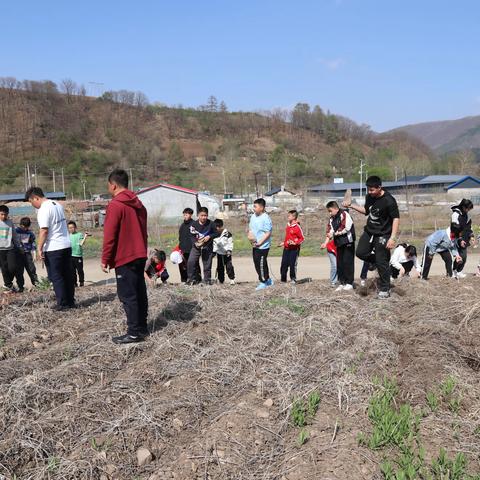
[294,224,305,245]
[321,222,332,249]
[11,224,22,250]
[37,228,48,260]
[345,203,366,215]
[387,218,400,249]
[80,232,90,246]
[255,216,272,247]
[390,247,403,270]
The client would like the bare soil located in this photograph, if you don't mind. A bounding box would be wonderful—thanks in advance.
[1,278,480,479]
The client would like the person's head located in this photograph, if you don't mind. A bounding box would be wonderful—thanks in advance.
[153,249,166,263]
[213,218,224,232]
[68,221,77,234]
[253,198,266,215]
[366,176,383,198]
[25,187,46,209]
[458,198,474,214]
[404,245,417,259]
[183,207,194,222]
[20,217,31,230]
[107,168,129,197]
[288,210,298,223]
[198,207,209,223]
[0,205,9,222]
[326,200,340,217]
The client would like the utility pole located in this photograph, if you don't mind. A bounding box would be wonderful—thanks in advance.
[253,173,259,198]
[61,168,65,193]
[52,170,56,192]
[222,167,227,195]
[34,164,37,186]
[267,172,272,192]
[394,165,398,182]
[82,180,87,201]
[26,162,31,187]
[24,164,28,191]
[129,168,134,191]
[359,159,366,198]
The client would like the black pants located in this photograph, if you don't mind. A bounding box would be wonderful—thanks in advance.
[360,261,369,280]
[253,248,270,283]
[115,258,148,336]
[71,256,85,286]
[0,248,25,290]
[421,245,453,280]
[337,243,355,285]
[216,254,235,283]
[390,260,414,279]
[44,247,75,307]
[24,251,38,285]
[356,231,391,292]
[280,248,299,281]
[453,246,467,273]
[180,250,201,283]
[187,247,213,282]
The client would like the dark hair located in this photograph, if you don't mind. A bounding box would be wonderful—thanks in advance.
[326,201,339,209]
[213,219,224,229]
[20,217,31,227]
[68,221,77,228]
[25,187,45,201]
[108,168,129,188]
[0,205,9,214]
[366,176,382,188]
[405,245,417,257]
[183,207,194,215]
[288,209,298,219]
[458,199,474,212]
[254,198,266,208]
[198,206,209,215]
[153,249,166,262]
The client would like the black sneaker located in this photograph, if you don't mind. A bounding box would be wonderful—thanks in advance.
[112,334,145,345]
[51,304,68,311]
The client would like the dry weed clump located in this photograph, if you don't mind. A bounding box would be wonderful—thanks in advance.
[0,278,479,479]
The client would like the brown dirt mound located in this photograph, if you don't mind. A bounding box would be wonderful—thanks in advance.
[1,279,480,479]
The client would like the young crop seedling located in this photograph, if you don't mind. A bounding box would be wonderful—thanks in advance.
[440,375,456,397]
[290,399,306,427]
[426,390,439,412]
[297,429,309,446]
[307,391,321,418]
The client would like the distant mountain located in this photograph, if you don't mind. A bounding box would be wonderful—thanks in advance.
[392,115,480,154]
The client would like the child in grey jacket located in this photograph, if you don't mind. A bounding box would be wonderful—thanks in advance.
[421,228,461,280]
[0,205,25,292]
[213,219,235,285]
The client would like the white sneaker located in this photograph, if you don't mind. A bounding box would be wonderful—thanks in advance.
[343,284,353,291]
[335,285,344,292]
[230,279,236,285]
[360,280,366,287]
[456,272,467,279]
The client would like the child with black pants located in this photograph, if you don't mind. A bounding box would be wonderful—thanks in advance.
[322,201,355,291]
[213,219,236,285]
[16,216,38,286]
[279,210,305,283]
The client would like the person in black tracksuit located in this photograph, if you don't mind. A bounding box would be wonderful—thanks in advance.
[450,199,473,276]
[187,207,219,285]
[344,176,400,299]
[322,201,355,290]
[178,207,201,283]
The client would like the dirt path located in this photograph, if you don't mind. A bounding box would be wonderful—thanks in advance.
[78,254,480,285]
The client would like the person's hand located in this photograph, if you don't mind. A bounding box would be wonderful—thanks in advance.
[226,251,232,257]
[386,238,396,250]
[342,200,351,208]
[413,270,421,278]
[399,266,405,277]
[101,263,109,273]
[204,235,210,242]
[37,249,45,261]
[455,255,463,264]
[247,232,256,242]
[278,242,284,248]
[320,242,327,249]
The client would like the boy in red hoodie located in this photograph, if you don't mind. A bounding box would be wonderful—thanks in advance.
[101,169,148,344]
[279,210,305,283]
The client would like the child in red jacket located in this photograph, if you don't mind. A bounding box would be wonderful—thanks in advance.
[279,210,305,283]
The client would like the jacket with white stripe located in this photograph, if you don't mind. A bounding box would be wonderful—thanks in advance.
[327,210,355,247]
[281,221,305,250]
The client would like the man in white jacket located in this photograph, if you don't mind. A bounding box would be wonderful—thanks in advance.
[213,219,235,285]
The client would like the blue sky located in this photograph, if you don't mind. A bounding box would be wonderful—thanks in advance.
[1,0,479,131]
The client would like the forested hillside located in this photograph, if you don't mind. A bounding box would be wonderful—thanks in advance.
[0,76,436,197]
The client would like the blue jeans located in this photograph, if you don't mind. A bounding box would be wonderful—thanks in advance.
[327,251,337,284]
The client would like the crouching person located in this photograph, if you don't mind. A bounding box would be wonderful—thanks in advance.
[421,228,461,280]
[145,249,169,286]
[390,243,421,279]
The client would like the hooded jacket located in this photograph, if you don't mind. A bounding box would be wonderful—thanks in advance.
[327,210,355,247]
[179,218,194,253]
[281,221,305,250]
[101,190,148,268]
[450,205,472,239]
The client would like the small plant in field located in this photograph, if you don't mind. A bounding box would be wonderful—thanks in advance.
[266,297,305,315]
[36,277,52,291]
[47,456,60,472]
[473,425,480,437]
[290,399,306,427]
[431,449,468,479]
[448,396,462,415]
[440,376,456,397]
[307,391,321,418]
[0,336,5,348]
[426,391,439,412]
[297,429,309,446]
